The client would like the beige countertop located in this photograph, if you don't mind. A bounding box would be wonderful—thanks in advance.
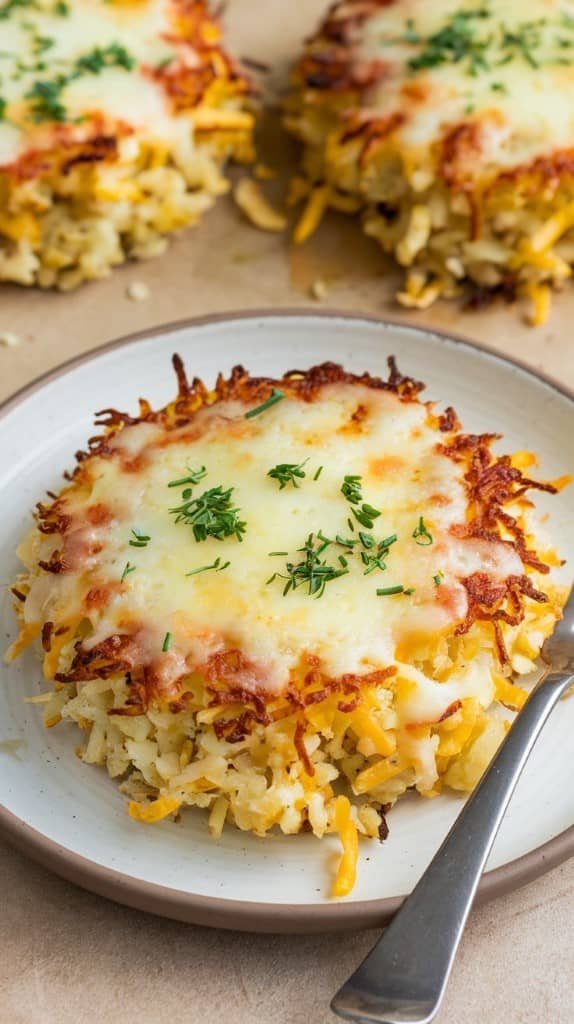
[1,2,573,1022]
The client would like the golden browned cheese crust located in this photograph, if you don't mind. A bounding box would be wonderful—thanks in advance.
[285,0,574,323]
[0,0,254,289]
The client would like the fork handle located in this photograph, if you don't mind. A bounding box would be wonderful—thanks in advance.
[331,670,573,1024]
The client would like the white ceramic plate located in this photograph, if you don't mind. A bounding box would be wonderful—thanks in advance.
[1,311,572,933]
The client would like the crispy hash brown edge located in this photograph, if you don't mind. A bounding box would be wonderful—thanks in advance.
[8,356,566,897]
[284,0,574,324]
[0,0,255,290]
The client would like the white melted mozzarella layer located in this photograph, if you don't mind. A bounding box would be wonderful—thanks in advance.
[26,383,523,713]
[357,0,574,173]
[0,0,197,166]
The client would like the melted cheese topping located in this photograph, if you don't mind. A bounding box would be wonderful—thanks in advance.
[0,0,211,167]
[351,0,574,177]
[23,383,523,713]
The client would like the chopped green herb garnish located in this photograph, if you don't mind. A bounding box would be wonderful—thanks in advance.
[338,555,348,568]
[121,561,136,583]
[162,631,172,653]
[381,533,398,548]
[433,572,444,586]
[32,35,54,55]
[407,6,491,74]
[26,76,67,122]
[167,466,207,489]
[24,41,136,124]
[340,474,381,529]
[76,43,135,75]
[267,459,307,490]
[389,6,573,80]
[267,532,348,599]
[315,529,333,555]
[0,0,39,19]
[490,79,508,92]
[313,466,323,481]
[335,534,357,548]
[169,484,246,543]
[341,474,363,505]
[413,516,433,546]
[347,517,355,533]
[400,17,421,44]
[185,557,230,577]
[501,25,540,69]
[0,97,5,120]
[268,551,289,556]
[376,585,407,596]
[245,389,285,419]
[352,503,381,530]
[129,528,151,548]
[360,533,397,576]
[359,531,375,549]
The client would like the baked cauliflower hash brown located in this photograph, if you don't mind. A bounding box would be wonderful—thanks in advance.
[285,0,574,324]
[8,357,567,897]
[0,0,254,290]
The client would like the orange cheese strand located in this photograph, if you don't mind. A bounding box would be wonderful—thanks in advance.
[332,795,359,898]
[128,795,181,823]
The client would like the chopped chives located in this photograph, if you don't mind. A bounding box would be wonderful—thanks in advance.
[267,459,307,490]
[359,531,375,549]
[413,516,433,546]
[121,562,135,583]
[381,533,398,548]
[335,534,357,547]
[185,558,230,577]
[129,528,151,548]
[245,389,285,419]
[167,466,207,488]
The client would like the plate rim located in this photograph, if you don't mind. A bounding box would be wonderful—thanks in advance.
[1,306,572,933]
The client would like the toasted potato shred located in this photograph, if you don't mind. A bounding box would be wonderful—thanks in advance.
[234,178,287,232]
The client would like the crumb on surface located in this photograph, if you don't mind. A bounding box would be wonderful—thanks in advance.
[0,331,21,348]
[233,178,287,232]
[310,278,328,301]
[127,281,150,302]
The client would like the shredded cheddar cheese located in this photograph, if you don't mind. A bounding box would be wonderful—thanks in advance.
[129,795,182,823]
[332,796,359,898]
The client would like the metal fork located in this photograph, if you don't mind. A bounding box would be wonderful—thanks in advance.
[331,586,574,1024]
